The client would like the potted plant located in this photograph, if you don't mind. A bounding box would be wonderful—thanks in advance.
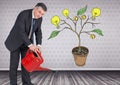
[48,6,103,66]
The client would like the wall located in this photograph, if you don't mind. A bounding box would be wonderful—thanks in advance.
[0,0,120,70]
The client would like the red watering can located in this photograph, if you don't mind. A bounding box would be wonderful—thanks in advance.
[21,49,50,72]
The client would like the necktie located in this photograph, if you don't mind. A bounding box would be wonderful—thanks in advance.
[29,19,36,43]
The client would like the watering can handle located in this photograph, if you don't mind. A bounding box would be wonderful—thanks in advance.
[26,49,32,56]
[26,49,44,62]
[36,51,44,62]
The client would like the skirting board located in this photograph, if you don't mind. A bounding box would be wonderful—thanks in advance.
[0,68,120,71]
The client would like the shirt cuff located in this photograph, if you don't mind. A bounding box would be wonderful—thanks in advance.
[28,44,33,47]
[37,44,41,48]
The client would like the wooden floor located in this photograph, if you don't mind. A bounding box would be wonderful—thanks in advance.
[0,71,120,85]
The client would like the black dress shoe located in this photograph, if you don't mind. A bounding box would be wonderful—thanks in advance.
[23,83,34,85]
[30,84,34,85]
[30,83,34,85]
[52,71,56,73]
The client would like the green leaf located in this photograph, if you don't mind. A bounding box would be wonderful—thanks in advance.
[77,5,87,15]
[48,30,60,40]
[92,29,103,36]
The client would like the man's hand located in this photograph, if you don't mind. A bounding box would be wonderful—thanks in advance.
[29,44,36,52]
[35,45,41,53]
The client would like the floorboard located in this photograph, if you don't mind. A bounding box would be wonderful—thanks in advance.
[0,71,120,85]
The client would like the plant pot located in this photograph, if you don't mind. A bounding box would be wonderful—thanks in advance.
[72,46,89,66]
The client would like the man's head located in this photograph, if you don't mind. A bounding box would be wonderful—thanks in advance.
[33,3,47,19]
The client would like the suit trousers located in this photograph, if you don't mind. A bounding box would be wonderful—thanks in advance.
[9,44,32,85]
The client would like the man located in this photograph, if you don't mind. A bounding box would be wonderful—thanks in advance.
[4,3,47,85]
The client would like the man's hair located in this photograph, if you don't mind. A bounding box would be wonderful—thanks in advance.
[35,3,47,11]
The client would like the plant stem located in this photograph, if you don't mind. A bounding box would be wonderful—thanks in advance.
[61,20,78,34]
[78,35,80,47]
[61,19,80,47]
[86,22,100,24]
[68,16,77,31]
[79,17,89,35]
[59,15,100,51]
[81,31,91,35]
[77,34,81,51]
[61,27,70,31]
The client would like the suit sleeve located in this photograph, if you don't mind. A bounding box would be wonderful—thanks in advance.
[35,18,43,45]
[16,11,32,46]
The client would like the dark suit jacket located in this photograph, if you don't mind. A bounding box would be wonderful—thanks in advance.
[5,9,42,52]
